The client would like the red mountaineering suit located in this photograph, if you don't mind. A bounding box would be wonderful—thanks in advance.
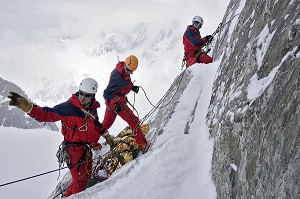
[183,25,213,67]
[28,93,106,197]
[102,61,147,147]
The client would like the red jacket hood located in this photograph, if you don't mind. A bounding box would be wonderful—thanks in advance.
[116,61,131,80]
[187,25,200,34]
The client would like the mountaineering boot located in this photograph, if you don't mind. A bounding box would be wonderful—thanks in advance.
[139,140,151,154]
[86,175,108,188]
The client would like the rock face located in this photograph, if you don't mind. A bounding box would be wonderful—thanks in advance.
[0,77,58,131]
[207,0,300,198]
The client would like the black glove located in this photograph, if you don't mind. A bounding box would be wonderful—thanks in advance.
[114,103,123,113]
[132,86,139,94]
[205,35,213,41]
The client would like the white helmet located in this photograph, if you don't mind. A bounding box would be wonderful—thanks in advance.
[79,78,98,94]
[192,15,204,25]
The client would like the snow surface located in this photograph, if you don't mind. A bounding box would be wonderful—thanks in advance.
[225,0,247,43]
[256,25,276,69]
[0,126,66,199]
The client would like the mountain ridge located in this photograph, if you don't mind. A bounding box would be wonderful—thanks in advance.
[0,77,58,131]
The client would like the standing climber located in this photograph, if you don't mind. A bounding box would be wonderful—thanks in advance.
[183,15,213,67]
[102,55,150,153]
[7,78,114,198]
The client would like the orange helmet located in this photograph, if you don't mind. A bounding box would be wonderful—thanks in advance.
[125,55,138,71]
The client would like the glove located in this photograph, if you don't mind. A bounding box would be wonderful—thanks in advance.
[114,103,123,113]
[104,134,114,148]
[92,143,102,151]
[132,86,139,94]
[205,35,213,42]
[7,92,33,112]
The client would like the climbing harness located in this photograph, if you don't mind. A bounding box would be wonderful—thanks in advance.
[56,140,93,183]
[56,143,69,180]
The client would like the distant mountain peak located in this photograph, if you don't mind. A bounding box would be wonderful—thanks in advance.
[0,77,58,131]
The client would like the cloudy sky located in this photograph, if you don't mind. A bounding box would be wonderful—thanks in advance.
[0,0,230,135]
[1,0,230,133]
[0,0,229,87]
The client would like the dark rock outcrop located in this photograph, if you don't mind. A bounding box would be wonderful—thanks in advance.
[207,0,300,198]
[0,77,58,131]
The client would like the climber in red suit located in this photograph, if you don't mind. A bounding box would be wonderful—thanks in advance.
[7,78,114,197]
[183,15,213,67]
[102,55,150,153]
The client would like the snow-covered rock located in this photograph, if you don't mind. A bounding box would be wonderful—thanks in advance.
[207,0,300,198]
[0,77,58,131]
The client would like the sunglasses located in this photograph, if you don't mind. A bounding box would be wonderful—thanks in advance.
[79,90,93,98]
[194,22,202,27]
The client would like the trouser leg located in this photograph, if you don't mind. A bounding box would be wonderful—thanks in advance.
[118,104,147,146]
[102,106,117,130]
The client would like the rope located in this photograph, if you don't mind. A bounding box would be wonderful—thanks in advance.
[216,13,240,48]
[0,156,100,188]
[139,70,187,124]
[122,70,188,151]
[0,167,68,188]
[120,69,187,145]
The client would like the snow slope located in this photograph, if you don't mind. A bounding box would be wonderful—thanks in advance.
[0,126,67,199]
